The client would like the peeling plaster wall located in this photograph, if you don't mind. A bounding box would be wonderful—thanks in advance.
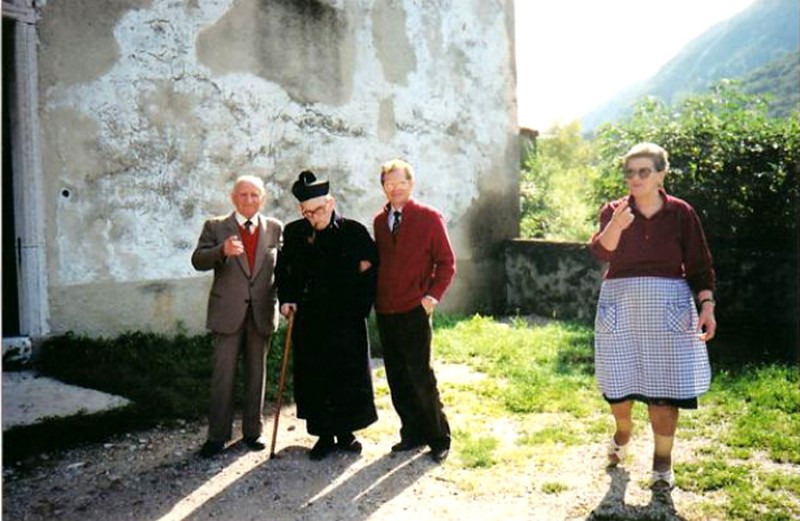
[38,0,519,335]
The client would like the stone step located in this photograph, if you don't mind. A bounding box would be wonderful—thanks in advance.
[2,337,33,366]
[2,371,132,431]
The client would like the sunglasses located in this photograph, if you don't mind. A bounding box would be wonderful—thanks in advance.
[623,167,657,179]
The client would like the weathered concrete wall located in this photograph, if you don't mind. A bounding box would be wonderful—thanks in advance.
[38,0,518,334]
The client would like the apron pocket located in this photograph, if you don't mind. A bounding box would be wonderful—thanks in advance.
[665,301,694,332]
[595,303,617,333]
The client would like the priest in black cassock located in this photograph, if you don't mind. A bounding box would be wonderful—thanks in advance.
[275,171,379,460]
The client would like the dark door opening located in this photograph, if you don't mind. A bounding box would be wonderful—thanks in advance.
[3,18,21,337]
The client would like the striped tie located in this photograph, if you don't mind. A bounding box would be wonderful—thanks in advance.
[391,211,401,236]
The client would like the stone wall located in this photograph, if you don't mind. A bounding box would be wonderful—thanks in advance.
[504,239,798,358]
[37,0,518,335]
[505,239,602,322]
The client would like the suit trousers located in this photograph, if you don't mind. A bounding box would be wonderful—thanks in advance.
[208,307,271,442]
[377,306,450,450]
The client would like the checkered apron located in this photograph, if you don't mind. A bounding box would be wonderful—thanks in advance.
[594,277,711,401]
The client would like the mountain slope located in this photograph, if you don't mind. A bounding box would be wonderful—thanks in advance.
[583,0,800,130]
[742,48,800,117]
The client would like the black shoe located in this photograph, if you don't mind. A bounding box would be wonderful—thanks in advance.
[244,436,267,451]
[391,439,425,452]
[309,436,336,461]
[337,433,362,454]
[200,441,224,459]
[430,447,449,463]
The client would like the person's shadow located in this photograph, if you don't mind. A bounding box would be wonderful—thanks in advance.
[586,467,687,521]
[170,441,432,521]
[295,449,433,520]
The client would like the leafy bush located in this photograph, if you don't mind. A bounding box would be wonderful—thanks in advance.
[37,325,293,421]
[520,122,598,241]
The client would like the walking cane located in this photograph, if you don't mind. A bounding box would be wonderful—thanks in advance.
[270,309,295,458]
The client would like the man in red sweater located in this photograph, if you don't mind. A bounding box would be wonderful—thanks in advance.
[373,158,456,463]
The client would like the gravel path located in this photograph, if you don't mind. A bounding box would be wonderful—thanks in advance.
[3,363,696,521]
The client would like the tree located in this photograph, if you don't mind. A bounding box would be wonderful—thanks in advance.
[520,121,597,241]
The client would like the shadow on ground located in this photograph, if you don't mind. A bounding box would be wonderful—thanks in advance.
[586,467,687,521]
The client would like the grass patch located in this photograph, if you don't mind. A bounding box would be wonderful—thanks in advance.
[702,365,800,463]
[677,460,752,492]
[542,481,570,494]
[455,430,499,468]
[676,460,800,520]
[518,424,585,446]
[434,315,602,417]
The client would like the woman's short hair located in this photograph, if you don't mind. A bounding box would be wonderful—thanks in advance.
[380,159,415,184]
[623,142,669,173]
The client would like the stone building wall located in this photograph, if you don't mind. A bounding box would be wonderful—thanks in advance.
[36,0,519,335]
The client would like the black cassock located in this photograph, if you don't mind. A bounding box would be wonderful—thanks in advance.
[275,212,378,436]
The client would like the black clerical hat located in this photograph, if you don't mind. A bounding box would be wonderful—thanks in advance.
[291,170,329,202]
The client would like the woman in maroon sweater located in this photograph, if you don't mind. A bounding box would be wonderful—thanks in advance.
[589,142,717,489]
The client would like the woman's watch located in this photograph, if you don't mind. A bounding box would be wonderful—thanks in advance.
[698,297,716,308]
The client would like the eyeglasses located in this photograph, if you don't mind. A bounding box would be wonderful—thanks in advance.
[383,179,410,190]
[301,204,327,219]
[623,167,656,179]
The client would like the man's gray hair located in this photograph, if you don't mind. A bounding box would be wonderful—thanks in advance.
[232,171,267,196]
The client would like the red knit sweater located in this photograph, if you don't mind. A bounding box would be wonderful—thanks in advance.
[373,199,456,314]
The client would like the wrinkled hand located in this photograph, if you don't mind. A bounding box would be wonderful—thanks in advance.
[222,235,245,257]
[697,306,717,342]
[610,199,635,232]
[421,296,437,316]
[280,303,297,318]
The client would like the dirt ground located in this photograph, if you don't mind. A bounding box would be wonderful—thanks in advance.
[3,363,700,521]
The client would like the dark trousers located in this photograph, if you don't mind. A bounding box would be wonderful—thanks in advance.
[208,308,271,442]
[377,306,450,450]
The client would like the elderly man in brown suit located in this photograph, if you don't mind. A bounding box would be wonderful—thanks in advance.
[192,174,283,458]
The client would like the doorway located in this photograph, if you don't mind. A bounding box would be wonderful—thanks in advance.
[3,18,21,337]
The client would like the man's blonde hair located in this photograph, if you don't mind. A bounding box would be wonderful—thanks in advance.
[380,159,415,184]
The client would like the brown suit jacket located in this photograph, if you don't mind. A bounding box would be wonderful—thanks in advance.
[192,212,283,336]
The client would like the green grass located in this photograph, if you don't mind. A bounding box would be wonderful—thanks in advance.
[455,431,499,468]
[677,462,800,521]
[434,315,603,417]
[518,424,585,446]
[542,482,570,494]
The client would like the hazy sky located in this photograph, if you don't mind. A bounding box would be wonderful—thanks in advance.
[514,0,757,130]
